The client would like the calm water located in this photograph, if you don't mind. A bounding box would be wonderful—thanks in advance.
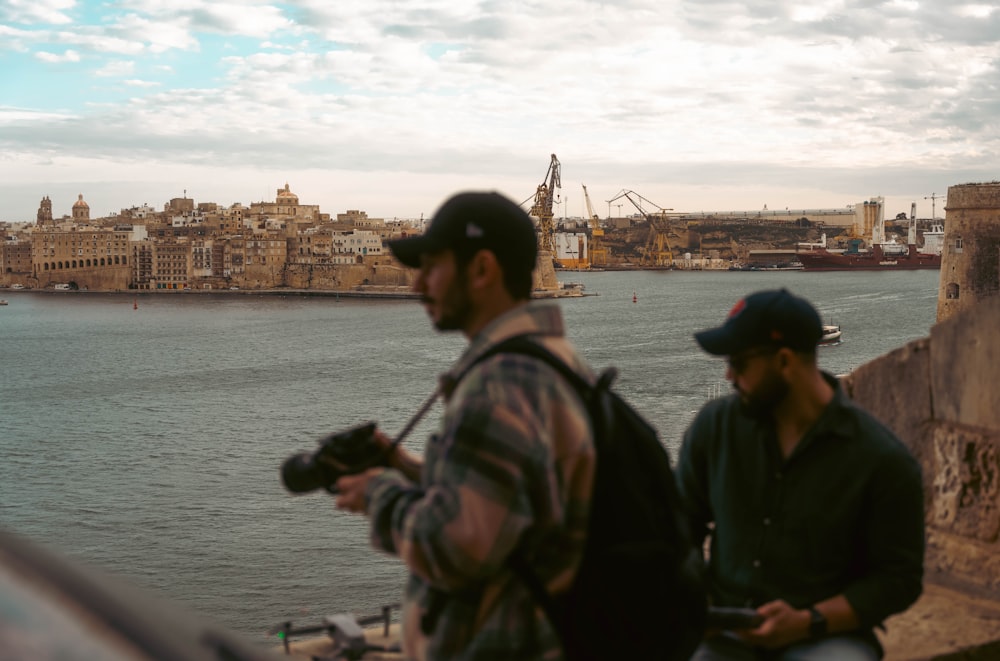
[0,270,940,641]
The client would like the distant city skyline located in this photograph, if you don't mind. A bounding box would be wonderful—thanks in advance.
[3,2,998,223]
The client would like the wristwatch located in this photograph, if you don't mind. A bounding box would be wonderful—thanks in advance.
[808,606,828,638]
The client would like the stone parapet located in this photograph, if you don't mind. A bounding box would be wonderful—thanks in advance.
[844,295,1000,657]
[845,296,1000,594]
[929,303,1000,430]
[945,182,1000,210]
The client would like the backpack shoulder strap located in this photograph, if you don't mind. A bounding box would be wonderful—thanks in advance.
[465,334,605,395]
[462,334,598,645]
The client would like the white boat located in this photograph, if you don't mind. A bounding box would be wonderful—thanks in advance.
[820,324,842,346]
[0,300,7,306]
[921,224,945,256]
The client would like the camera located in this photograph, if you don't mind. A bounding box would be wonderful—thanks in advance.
[281,422,387,494]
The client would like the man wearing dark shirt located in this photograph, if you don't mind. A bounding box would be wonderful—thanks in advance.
[676,288,925,660]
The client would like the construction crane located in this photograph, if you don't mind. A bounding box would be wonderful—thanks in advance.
[607,189,675,267]
[582,184,607,266]
[528,154,561,253]
[924,192,942,219]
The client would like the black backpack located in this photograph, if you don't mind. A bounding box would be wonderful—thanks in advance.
[475,336,708,661]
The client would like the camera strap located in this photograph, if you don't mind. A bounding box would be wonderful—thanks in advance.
[386,388,442,454]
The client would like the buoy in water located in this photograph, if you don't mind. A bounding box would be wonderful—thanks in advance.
[133,298,138,310]
[632,290,637,303]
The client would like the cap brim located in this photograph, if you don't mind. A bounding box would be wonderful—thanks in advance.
[694,326,745,356]
[388,234,444,268]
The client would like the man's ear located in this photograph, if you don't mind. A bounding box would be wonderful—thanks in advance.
[776,346,794,374]
[467,249,502,290]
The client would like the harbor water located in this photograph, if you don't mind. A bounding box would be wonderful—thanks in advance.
[0,269,940,642]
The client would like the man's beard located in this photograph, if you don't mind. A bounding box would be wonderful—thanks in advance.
[736,369,790,421]
[430,275,473,332]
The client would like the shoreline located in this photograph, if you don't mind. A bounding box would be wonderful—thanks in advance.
[1,285,592,300]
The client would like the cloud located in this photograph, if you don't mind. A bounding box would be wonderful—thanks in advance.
[0,106,76,124]
[0,0,75,25]
[95,60,136,77]
[34,49,81,63]
[1,0,999,223]
[106,14,198,53]
[187,3,295,37]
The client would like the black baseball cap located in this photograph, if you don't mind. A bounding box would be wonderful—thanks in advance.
[388,192,538,274]
[694,288,823,355]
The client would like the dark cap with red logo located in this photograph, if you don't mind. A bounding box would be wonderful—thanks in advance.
[694,288,823,356]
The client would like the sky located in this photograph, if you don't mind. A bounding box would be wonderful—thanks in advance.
[1,0,998,224]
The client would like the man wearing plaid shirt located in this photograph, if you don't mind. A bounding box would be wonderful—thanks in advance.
[335,191,596,661]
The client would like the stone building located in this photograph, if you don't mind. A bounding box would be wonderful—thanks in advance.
[292,226,334,264]
[71,194,90,223]
[36,196,53,226]
[150,239,191,289]
[191,238,216,280]
[132,241,153,288]
[166,196,195,215]
[331,229,384,263]
[243,234,288,288]
[249,183,320,224]
[31,225,134,290]
[937,182,1000,322]
[1,237,33,283]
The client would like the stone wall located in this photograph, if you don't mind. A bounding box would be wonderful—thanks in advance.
[34,265,133,291]
[283,263,405,290]
[282,254,562,293]
[937,182,1000,322]
[843,295,1000,597]
[534,252,560,291]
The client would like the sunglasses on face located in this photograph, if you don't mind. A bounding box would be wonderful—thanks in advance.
[726,347,778,373]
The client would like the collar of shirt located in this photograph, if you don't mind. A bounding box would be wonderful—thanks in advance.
[441,301,566,391]
[745,372,857,462]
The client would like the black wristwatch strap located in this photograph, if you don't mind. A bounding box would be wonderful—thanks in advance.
[808,606,828,638]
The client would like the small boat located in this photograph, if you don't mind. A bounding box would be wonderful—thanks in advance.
[0,300,7,306]
[819,324,842,346]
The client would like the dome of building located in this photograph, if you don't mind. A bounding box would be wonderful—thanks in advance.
[73,194,89,209]
[276,183,298,202]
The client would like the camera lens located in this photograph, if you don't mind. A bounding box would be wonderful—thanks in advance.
[281,453,329,493]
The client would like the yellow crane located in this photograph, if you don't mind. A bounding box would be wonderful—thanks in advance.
[582,184,607,266]
[528,154,561,254]
[607,189,675,267]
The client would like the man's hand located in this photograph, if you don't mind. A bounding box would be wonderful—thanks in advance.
[334,467,384,514]
[737,600,810,649]
[373,428,423,481]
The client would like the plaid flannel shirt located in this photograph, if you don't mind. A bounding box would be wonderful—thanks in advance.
[366,301,596,661]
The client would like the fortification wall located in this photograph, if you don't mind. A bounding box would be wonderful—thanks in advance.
[843,295,1000,596]
[283,263,405,290]
[283,255,560,292]
[34,265,132,291]
[938,182,1000,322]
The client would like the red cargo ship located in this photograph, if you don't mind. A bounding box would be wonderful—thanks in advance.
[797,243,941,271]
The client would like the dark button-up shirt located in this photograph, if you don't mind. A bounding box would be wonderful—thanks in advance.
[675,373,924,631]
